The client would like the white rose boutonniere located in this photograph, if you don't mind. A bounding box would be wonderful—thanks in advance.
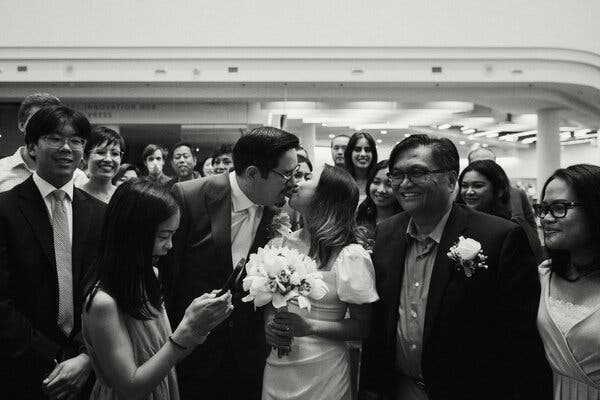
[447,236,488,277]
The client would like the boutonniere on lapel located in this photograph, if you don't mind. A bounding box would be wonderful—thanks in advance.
[266,211,292,239]
[447,236,488,277]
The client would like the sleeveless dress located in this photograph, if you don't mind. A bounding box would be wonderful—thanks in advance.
[261,236,379,400]
[537,262,600,399]
[82,300,179,400]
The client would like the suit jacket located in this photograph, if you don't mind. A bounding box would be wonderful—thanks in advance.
[0,176,106,399]
[163,173,275,399]
[510,186,536,230]
[362,204,552,400]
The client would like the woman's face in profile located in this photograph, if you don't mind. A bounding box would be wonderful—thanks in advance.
[153,211,181,263]
[288,169,322,213]
[541,178,590,252]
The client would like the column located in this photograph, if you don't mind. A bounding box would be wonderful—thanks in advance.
[293,123,316,162]
[536,109,561,194]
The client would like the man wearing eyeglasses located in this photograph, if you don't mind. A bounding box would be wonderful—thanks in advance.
[0,105,106,399]
[163,126,299,400]
[0,93,89,193]
[361,134,551,400]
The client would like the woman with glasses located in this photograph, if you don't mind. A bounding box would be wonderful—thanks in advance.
[535,164,600,399]
[356,160,403,237]
[344,132,378,204]
[457,160,544,263]
[81,127,125,203]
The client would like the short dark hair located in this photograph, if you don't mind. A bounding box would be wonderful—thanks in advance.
[84,179,180,320]
[232,126,299,177]
[212,143,234,165]
[297,154,313,172]
[84,126,125,157]
[25,105,91,146]
[457,160,511,219]
[171,141,196,160]
[142,144,168,161]
[540,164,600,279]
[18,92,61,130]
[344,132,378,179]
[199,156,212,177]
[388,134,460,176]
[356,160,403,230]
[467,147,496,163]
[330,134,350,147]
[111,163,141,185]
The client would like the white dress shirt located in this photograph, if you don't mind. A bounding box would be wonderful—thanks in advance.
[229,172,263,268]
[32,173,74,242]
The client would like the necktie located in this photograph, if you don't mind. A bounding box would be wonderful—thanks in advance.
[231,205,257,268]
[51,190,73,335]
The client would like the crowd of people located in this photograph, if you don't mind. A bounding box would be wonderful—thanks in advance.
[0,93,599,400]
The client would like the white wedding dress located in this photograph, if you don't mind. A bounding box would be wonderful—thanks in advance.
[261,234,379,400]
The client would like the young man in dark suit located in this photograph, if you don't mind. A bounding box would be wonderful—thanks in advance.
[164,126,299,400]
[0,105,106,399]
[361,134,551,400]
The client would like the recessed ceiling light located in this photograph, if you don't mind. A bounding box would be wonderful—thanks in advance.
[482,143,489,148]
[380,130,388,134]
[463,129,476,134]
[376,139,383,144]
[404,134,411,138]
[322,123,328,127]
[328,134,335,139]
[438,124,451,130]
[460,126,469,131]
[459,141,466,145]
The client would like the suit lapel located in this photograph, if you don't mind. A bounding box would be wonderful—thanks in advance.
[17,177,54,266]
[71,189,91,303]
[248,206,275,257]
[206,174,233,276]
[423,204,467,346]
[381,215,410,349]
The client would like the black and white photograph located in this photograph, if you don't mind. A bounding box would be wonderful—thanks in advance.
[1,1,599,399]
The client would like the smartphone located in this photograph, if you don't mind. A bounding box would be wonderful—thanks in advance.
[217,258,246,297]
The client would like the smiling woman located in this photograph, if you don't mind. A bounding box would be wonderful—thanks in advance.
[80,126,125,203]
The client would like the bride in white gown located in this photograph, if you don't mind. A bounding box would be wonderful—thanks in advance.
[262,165,379,400]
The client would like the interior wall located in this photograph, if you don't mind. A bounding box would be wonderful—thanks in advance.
[1,1,599,54]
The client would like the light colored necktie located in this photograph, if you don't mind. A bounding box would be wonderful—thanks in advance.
[51,190,74,335]
[231,205,257,268]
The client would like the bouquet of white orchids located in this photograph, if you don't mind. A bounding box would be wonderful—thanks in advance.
[242,245,328,311]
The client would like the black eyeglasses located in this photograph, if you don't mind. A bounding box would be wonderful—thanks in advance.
[533,201,584,219]
[387,168,449,186]
[271,165,301,182]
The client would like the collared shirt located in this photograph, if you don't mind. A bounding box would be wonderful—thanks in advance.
[229,172,263,268]
[32,172,75,242]
[396,207,452,388]
[0,146,89,193]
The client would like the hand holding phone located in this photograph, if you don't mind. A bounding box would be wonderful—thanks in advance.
[217,258,246,297]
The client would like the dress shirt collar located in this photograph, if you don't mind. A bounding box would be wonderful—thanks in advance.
[229,171,256,212]
[406,206,453,244]
[32,172,74,202]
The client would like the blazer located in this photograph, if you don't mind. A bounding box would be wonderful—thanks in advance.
[0,176,105,399]
[362,204,552,400]
[163,173,275,398]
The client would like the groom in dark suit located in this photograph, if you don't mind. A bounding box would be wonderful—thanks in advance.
[361,134,551,400]
[164,126,299,400]
[0,105,106,399]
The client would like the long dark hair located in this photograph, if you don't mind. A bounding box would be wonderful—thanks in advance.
[344,132,378,179]
[457,160,511,219]
[305,165,368,266]
[540,164,600,279]
[356,160,402,229]
[84,179,180,320]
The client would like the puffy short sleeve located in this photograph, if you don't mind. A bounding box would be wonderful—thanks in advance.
[334,244,379,304]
